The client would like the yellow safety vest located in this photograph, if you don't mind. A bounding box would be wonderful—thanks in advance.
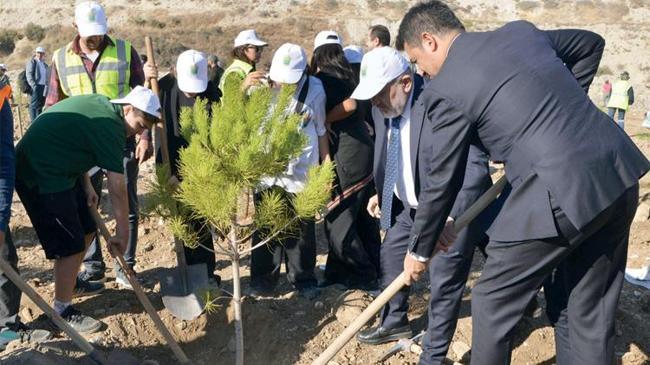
[606,80,630,110]
[54,36,132,99]
[219,59,253,91]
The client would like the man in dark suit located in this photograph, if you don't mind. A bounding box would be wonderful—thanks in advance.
[396,2,650,365]
[350,46,492,365]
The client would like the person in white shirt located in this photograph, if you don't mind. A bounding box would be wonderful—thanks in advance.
[350,47,493,365]
[250,43,330,300]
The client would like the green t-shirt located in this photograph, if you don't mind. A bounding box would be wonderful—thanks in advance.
[16,94,126,193]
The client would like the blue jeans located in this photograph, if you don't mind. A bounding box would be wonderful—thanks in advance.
[28,85,45,121]
[607,107,626,129]
[0,101,20,330]
[82,138,139,274]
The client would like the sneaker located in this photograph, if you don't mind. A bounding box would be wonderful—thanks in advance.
[73,277,105,297]
[0,324,52,351]
[59,306,102,334]
[115,269,135,290]
[77,269,106,283]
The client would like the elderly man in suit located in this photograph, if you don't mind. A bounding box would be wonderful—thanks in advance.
[396,2,650,365]
[350,46,492,365]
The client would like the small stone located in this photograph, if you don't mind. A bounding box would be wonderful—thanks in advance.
[176,321,187,330]
[633,290,641,297]
[144,243,154,252]
[451,341,471,362]
[314,301,325,310]
[295,311,306,316]
[21,307,34,322]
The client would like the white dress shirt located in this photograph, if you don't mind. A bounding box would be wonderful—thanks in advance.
[260,75,327,194]
[372,90,419,209]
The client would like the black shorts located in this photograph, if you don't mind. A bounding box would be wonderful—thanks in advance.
[16,178,96,260]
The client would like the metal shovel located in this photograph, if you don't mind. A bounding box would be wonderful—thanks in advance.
[143,36,209,321]
[159,238,209,320]
[0,256,139,365]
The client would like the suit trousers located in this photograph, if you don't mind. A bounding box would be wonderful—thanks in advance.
[380,205,486,365]
[250,189,317,290]
[83,139,139,274]
[28,85,45,121]
[471,184,638,365]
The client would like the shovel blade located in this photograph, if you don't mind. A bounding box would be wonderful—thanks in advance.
[159,263,209,320]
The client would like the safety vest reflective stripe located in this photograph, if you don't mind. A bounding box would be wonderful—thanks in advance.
[54,36,132,99]
[607,80,630,110]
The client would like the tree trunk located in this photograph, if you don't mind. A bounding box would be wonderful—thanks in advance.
[229,224,244,365]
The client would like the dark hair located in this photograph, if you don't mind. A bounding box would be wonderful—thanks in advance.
[309,44,356,83]
[141,54,148,64]
[369,25,391,47]
[232,45,255,65]
[396,0,465,51]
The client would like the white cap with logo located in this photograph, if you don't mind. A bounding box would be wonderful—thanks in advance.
[269,43,307,85]
[176,50,208,93]
[34,46,46,54]
[75,1,108,37]
[234,29,268,48]
[314,30,342,50]
[110,85,162,119]
[343,45,364,64]
[350,46,410,100]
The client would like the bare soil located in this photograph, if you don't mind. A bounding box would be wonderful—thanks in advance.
[1,108,649,365]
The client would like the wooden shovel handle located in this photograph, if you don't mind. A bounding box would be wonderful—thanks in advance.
[0,257,108,364]
[312,175,508,365]
[144,36,171,168]
[90,209,191,364]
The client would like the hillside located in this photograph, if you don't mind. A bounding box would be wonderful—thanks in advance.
[1,0,650,114]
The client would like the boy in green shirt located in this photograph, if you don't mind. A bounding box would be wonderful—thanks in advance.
[15,86,160,334]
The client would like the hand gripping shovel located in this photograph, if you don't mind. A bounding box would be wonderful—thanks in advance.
[0,256,138,365]
[90,209,192,364]
[313,176,508,365]
[143,36,209,320]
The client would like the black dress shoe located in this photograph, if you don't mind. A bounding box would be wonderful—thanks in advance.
[356,325,412,345]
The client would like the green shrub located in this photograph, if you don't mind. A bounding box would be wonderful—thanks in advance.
[24,23,46,42]
[0,30,19,56]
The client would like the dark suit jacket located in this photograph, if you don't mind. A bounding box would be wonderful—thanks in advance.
[374,74,492,254]
[408,21,650,258]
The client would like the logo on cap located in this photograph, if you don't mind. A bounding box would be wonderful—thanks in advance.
[87,8,96,22]
[190,63,198,75]
[361,65,367,78]
[283,55,292,66]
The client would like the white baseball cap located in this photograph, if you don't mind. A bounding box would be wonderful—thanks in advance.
[176,50,208,94]
[269,43,307,85]
[111,86,162,119]
[75,1,107,37]
[343,45,364,64]
[314,30,342,50]
[234,29,268,48]
[0,64,7,71]
[34,46,46,54]
[350,47,410,100]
